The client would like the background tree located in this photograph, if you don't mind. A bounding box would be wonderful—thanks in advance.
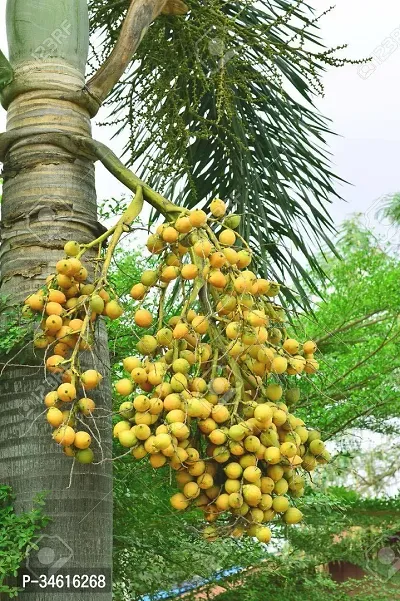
[292,217,400,439]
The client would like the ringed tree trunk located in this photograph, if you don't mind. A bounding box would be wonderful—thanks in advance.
[0,1,112,599]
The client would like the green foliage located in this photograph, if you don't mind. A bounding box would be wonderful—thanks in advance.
[113,452,264,600]
[205,564,340,601]
[98,195,131,222]
[291,218,400,438]
[320,440,400,497]
[89,1,366,303]
[208,562,399,601]
[0,485,48,598]
[188,488,400,601]
[0,296,30,356]
[289,487,400,566]
[107,247,158,366]
[0,52,13,91]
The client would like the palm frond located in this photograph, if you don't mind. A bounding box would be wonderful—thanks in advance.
[88,0,359,305]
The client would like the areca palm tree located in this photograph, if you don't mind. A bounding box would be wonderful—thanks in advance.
[0,0,351,598]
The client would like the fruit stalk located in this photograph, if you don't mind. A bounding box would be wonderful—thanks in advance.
[99,187,144,281]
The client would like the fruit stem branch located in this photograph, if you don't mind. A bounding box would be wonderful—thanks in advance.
[233,231,250,251]
[77,225,118,259]
[229,366,244,420]
[204,224,222,251]
[198,284,244,420]
[182,249,206,317]
[158,286,166,330]
[211,349,219,379]
[69,312,91,380]
[92,140,185,218]
[181,277,203,318]
[100,187,144,282]
[211,319,244,420]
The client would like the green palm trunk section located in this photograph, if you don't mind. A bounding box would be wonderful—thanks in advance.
[0,2,112,600]
[6,0,89,71]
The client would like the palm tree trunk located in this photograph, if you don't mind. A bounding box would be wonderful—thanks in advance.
[0,2,112,599]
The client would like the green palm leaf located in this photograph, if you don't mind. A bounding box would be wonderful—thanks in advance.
[89,0,355,305]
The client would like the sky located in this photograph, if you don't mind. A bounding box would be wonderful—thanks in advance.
[315,0,400,233]
[1,0,400,235]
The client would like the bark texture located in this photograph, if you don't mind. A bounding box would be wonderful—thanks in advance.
[0,2,112,599]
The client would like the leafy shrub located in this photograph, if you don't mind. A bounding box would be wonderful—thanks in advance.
[0,485,48,598]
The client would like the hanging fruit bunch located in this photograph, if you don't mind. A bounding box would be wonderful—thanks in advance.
[23,242,123,464]
[23,189,144,464]
[23,189,328,541]
[112,198,329,542]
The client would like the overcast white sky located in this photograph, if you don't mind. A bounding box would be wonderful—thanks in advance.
[1,0,400,232]
[316,0,400,230]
